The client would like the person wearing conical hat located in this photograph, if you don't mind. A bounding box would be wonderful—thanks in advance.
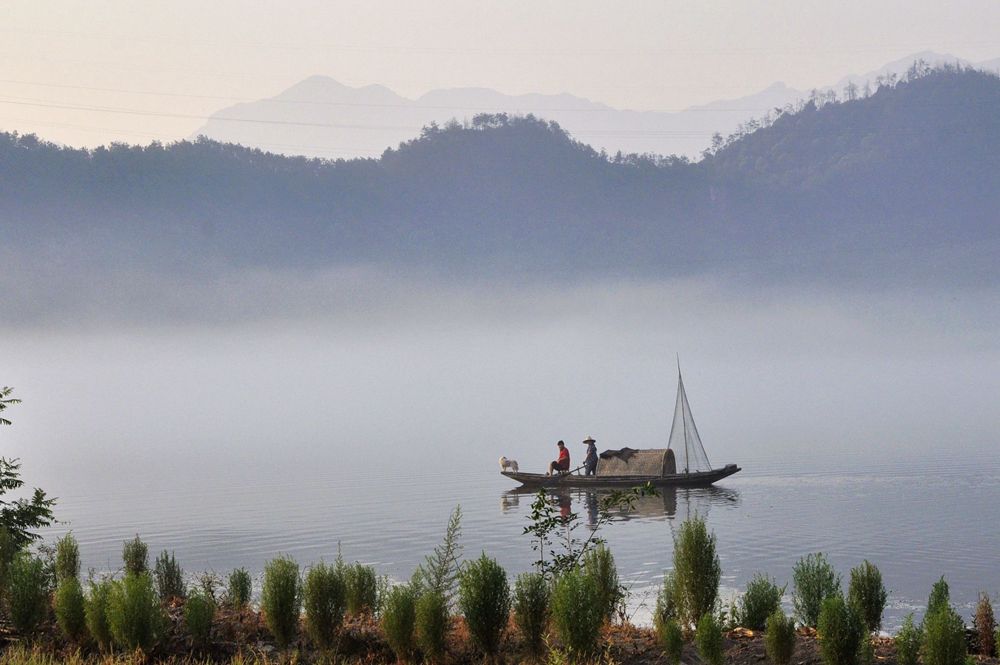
[583,436,598,476]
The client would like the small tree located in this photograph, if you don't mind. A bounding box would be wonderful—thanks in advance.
[974,594,996,656]
[696,612,725,665]
[122,535,148,576]
[848,561,887,634]
[673,514,721,629]
[739,573,785,630]
[414,505,463,604]
[895,613,922,665]
[921,604,967,665]
[926,577,950,618]
[0,389,56,549]
[765,610,797,665]
[793,553,841,628]
[54,576,88,643]
[817,594,865,665]
[457,553,510,659]
[55,533,81,582]
[261,556,302,649]
[154,550,185,601]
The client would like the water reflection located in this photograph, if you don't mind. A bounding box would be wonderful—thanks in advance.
[500,485,741,527]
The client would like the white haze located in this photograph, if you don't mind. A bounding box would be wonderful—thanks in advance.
[3,271,998,502]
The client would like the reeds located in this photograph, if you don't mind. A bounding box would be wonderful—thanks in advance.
[793,553,840,628]
[260,556,301,649]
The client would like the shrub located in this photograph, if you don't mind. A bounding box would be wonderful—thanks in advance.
[765,609,797,665]
[153,550,185,601]
[185,588,215,649]
[793,553,841,628]
[817,594,865,665]
[382,584,418,663]
[108,572,164,652]
[973,594,995,656]
[260,556,301,649]
[654,572,678,630]
[895,613,922,665]
[303,561,347,650]
[696,612,725,665]
[0,526,18,600]
[85,579,115,651]
[55,533,80,582]
[122,535,148,575]
[457,553,511,657]
[513,571,549,659]
[415,590,449,663]
[227,567,252,609]
[346,562,378,616]
[583,544,621,623]
[673,515,721,628]
[550,566,603,657]
[926,577,950,618]
[739,573,785,630]
[659,617,684,665]
[54,576,87,643]
[8,554,50,634]
[921,604,967,665]
[848,561,887,634]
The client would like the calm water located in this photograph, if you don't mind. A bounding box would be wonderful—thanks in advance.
[40,448,999,631]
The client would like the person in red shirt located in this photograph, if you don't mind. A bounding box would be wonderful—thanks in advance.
[547,440,570,476]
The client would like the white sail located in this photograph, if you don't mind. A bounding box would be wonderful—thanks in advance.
[666,367,713,473]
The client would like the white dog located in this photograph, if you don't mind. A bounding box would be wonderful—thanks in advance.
[499,456,519,473]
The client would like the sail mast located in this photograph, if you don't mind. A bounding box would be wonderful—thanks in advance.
[679,359,689,473]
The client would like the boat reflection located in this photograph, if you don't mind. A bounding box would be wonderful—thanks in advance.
[500,484,741,527]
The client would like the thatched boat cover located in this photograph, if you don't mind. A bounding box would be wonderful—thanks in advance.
[596,448,677,477]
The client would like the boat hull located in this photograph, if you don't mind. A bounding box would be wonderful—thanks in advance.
[501,463,741,489]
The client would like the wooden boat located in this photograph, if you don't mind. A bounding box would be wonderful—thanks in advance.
[502,363,741,489]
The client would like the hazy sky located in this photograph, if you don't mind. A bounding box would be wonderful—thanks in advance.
[1,0,998,149]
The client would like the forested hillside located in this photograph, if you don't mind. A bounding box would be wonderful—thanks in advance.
[2,67,997,282]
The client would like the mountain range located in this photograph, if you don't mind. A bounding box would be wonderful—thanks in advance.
[194,51,1000,160]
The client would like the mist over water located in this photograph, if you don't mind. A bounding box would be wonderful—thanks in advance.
[3,271,998,628]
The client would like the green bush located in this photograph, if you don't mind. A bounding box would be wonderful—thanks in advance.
[184,588,215,649]
[122,535,148,576]
[550,566,603,657]
[382,584,418,663]
[765,609,797,665]
[738,573,785,630]
[817,594,865,665]
[108,572,164,652]
[513,571,549,659]
[654,572,678,630]
[926,577,950,618]
[415,590,449,663]
[227,567,252,609]
[260,556,301,649]
[658,617,684,665]
[973,594,995,656]
[0,527,18,601]
[696,612,725,665]
[921,604,967,665]
[153,550,185,601]
[8,554,50,634]
[55,533,80,582]
[673,515,721,628]
[582,544,621,623]
[895,613,922,665]
[346,562,378,616]
[848,561,887,634]
[54,576,87,643]
[457,553,510,657]
[85,578,115,651]
[793,553,841,628]
[303,561,347,650]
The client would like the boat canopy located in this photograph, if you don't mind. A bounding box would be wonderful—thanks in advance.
[596,448,677,477]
